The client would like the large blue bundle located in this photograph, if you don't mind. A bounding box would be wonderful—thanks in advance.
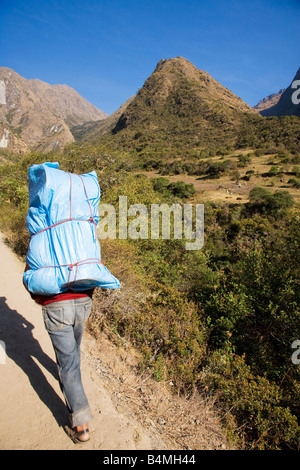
[23,162,120,295]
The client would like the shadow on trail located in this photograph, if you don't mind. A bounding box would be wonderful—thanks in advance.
[0,296,68,427]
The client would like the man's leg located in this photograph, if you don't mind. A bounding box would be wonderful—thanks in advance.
[42,298,93,429]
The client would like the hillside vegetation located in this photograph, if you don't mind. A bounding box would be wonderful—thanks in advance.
[1,57,300,450]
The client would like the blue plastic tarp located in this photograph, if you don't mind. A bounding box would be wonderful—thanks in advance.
[23,162,120,295]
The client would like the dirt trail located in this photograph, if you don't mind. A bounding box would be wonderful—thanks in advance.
[0,233,168,450]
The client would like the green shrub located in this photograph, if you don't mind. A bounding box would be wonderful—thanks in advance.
[168,181,196,199]
[201,350,300,449]
[152,177,196,200]
[249,187,294,217]
[292,165,300,178]
[268,166,280,176]
[237,154,251,167]
[205,160,233,178]
[288,178,300,189]
[152,176,171,194]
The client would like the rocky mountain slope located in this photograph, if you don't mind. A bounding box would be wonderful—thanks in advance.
[253,89,285,112]
[259,67,300,117]
[71,95,136,141]
[0,67,107,153]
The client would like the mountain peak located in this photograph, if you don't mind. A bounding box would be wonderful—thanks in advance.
[118,56,254,120]
[153,56,212,82]
[155,56,195,70]
[109,56,256,153]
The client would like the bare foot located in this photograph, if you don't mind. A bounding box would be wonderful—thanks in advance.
[64,422,90,443]
[75,423,90,441]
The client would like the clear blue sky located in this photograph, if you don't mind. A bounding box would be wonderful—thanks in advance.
[1,0,299,115]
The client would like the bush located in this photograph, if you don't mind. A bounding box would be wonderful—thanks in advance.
[205,160,233,178]
[288,178,300,189]
[268,166,280,177]
[168,181,196,199]
[152,177,196,200]
[292,165,300,178]
[248,187,294,217]
[201,350,300,449]
[237,154,251,167]
[152,176,171,194]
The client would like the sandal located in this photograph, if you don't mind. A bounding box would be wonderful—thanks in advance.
[64,425,90,443]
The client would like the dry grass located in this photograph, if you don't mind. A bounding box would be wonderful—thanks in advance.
[135,150,300,205]
[85,317,232,450]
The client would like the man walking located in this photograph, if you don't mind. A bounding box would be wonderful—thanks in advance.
[23,162,120,444]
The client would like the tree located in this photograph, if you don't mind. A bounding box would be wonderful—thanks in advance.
[249,187,294,217]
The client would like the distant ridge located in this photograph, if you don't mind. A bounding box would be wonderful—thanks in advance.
[0,67,107,153]
[253,89,285,112]
[259,67,300,117]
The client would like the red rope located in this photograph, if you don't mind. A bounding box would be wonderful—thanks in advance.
[36,258,103,290]
[32,172,97,238]
[68,258,102,288]
[78,174,97,239]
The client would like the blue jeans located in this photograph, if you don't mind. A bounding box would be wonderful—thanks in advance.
[42,297,93,427]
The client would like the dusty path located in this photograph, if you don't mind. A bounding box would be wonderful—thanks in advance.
[0,233,168,450]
